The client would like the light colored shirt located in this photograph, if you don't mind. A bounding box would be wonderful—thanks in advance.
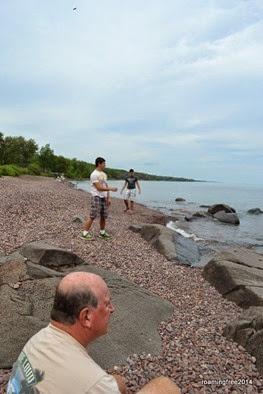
[90,169,108,198]
[7,324,121,394]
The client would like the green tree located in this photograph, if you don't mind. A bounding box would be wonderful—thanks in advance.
[1,136,38,166]
[0,132,4,165]
[38,144,55,173]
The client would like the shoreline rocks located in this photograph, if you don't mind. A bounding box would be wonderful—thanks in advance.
[129,223,200,266]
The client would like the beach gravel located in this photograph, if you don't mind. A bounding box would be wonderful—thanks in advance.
[0,175,263,393]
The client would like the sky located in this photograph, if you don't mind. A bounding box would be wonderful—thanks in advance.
[0,0,263,184]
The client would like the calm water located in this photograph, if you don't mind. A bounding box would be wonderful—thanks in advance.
[77,180,263,265]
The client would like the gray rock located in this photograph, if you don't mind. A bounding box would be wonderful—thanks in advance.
[202,248,263,308]
[247,208,263,215]
[139,224,199,265]
[175,197,185,202]
[213,210,240,225]
[72,215,85,223]
[19,241,85,267]
[71,264,174,369]
[129,223,144,233]
[208,203,236,215]
[224,307,263,375]
[0,248,174,369]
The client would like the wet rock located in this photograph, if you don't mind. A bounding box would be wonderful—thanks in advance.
[138,224,200,265]
[208,203,236,215]
[213,211,240,225]
[247,208,263,215]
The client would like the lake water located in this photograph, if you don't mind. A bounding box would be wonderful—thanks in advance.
[76,180,263,265]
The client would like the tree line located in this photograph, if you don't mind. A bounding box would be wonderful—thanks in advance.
[0,132,195,181]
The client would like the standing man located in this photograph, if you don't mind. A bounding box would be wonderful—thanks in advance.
[81,157,117,240]
[120,169,141,213]
[7,272,180,394]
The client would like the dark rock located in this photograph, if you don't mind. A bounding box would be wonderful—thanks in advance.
[247,208,263,215]
[202,248,263,308]
[200,205,210,208]
[0,246,174,370]
[139,224,199,265]
[224,307,263,375]
[19,241,85,268]
[184,215,196,222]
[208,203,236,215]
[175,197,186,202]
[192,211,207,218]
[213,210,240,225]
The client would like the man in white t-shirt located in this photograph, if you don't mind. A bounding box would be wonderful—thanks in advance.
[81,157,118,240]
[7,272,180,394]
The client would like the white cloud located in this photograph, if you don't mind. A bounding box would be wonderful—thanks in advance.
[0,0,262,184]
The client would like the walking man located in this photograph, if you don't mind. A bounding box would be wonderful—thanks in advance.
[81,157,117,240]
[120,169,141,213]
[7,272,180,394]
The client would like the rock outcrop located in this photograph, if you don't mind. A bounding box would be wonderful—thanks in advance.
[203,248,263,374]
[224,307,263,375]
[202,248,263,308]
[0,242,174,370]
[130,223,200,266]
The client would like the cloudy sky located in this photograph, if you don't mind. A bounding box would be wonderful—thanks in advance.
[0,0,262,184]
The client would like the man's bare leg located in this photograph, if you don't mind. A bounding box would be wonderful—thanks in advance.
[83,217,94,231]
[124,199,129,212]
[138,376,180,394]
[100,217,106,231]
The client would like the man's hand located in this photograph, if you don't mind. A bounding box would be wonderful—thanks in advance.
[107,198,111,206]
[111,187,118,192]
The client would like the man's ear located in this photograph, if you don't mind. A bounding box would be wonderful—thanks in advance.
[79,307,92,328]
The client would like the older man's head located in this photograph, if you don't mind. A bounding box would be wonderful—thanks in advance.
[51,272,115,345]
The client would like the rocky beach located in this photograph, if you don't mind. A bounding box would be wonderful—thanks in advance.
[1,175,263,393]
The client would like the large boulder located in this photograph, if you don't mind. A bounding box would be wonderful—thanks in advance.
[213,211,240,225]
[0,243,173,370]
[208,204,236,215]
[19,241,84,267]
[207,204,239,225]
[130,223,200,266]
[202,248,263,308]
[224,307,263,375]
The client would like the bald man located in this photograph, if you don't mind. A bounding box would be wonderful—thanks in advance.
[7,272,180,394]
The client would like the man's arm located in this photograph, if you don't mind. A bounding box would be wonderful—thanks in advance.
[120,181,127,194]
[93,182,117,192]
[136,180,141,194]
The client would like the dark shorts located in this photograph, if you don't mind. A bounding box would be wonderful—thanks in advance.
[90,196,108,219]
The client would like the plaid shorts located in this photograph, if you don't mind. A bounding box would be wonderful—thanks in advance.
[90,196,108,219]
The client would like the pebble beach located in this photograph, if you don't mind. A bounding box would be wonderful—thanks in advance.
[0,175,263,394]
